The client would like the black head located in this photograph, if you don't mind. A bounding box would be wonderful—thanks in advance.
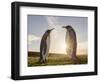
[46,28,54,33]
[62,25,73,30]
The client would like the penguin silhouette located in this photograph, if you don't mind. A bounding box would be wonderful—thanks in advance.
[39,28,54,63]
[62,25,78,64]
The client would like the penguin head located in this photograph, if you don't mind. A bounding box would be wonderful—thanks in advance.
[46,28,55,34]
[62,25,73,30]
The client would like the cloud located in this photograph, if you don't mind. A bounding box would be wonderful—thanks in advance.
[28,34,41,44]
[77,41,88,49]
[77,41,88,54]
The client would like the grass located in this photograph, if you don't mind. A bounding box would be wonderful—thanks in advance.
[28,52,87,67]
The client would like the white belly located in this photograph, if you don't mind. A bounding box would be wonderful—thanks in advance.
[43,36,50,60]
[46,36,50,54]
[66,31,76,57]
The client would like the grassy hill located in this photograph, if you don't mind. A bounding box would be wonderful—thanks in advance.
[28,52,87,67]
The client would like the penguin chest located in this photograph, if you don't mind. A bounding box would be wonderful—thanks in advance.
[66,31,76,49]
[46,36,50,53]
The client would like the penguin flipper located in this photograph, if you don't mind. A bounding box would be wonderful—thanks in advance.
[43,42,47,58]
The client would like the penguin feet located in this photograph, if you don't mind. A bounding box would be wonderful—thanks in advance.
[45,59,47,63]
[39,59,47,64]
[71,57,79,64]
[38,59,43,64]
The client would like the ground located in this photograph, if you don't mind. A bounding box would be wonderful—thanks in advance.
[28,52,87,67]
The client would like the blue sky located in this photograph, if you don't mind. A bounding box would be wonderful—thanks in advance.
[27,15,88,54]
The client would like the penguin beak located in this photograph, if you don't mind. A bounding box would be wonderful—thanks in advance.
[50,28,54,31]
[62,26,66,28]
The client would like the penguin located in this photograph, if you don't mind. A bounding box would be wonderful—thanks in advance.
[39,28,54,63]
[62,25,78,64]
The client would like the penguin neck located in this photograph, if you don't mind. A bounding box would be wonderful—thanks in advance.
[46,33,50,36]
[44,33,50,39]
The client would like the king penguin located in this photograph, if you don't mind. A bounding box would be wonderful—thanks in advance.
[39,28,54,63]
[62,25,78,64]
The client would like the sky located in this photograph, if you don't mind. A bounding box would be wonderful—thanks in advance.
[27,15,88,55]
